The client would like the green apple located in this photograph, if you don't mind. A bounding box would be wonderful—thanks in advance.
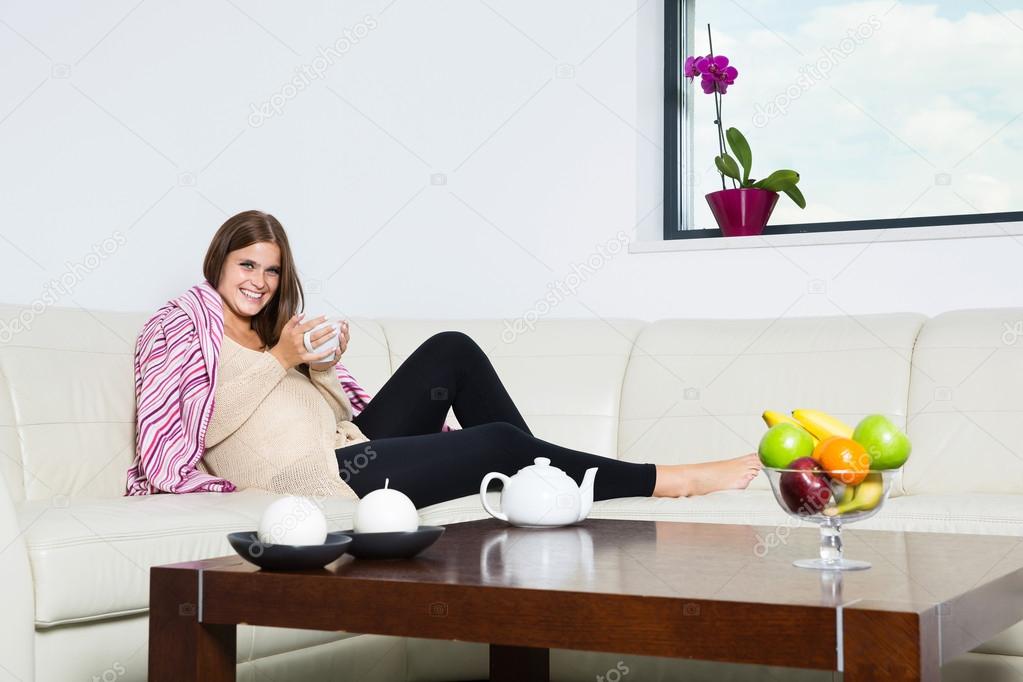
[853,414,911,469]
[758,423,815,468]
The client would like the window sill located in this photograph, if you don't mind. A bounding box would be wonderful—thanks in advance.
[630,221,1023,254]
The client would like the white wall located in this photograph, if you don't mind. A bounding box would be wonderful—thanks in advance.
[1,0,1021,331]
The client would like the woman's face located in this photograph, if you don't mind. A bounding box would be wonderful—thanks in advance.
[216,241,282,324]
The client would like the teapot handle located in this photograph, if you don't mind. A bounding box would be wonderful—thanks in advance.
[480,472,510,522]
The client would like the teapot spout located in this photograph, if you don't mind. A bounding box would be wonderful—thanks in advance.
[576,468,598,521]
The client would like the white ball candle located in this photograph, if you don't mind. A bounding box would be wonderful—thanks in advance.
[354,478,420,533]
[257,495,328,545]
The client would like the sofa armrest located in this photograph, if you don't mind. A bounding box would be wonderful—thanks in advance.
[0,472,35,681]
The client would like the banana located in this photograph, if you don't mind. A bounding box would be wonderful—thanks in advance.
[762,410,794,428]
[840,484,856,505]
[824,473,883,516]
[828,480,854,506]
[762,410,820,446]
[791,409,854,441]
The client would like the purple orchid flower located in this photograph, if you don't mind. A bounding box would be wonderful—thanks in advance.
[678,25,805,209]
[683,55,701,80]
[696,54,738,94]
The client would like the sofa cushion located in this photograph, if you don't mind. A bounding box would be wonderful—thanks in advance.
[423,488,1023,536]
[377,319,646,458]
[591,491,1023,536]
[940,652,1023,682]
[418,490,500,526]
[905,308,1023,495]
[0,305,145,504]
[975,621,1023,658]
[404,640,1023,682]
[20,488,359,626]
[238,630,408,682]
[0,304,394,502]
[34,611,407,682]
[617,314,925,496]
[853,493,1023,536]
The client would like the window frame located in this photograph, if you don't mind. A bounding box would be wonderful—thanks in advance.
[661,0,1023,241]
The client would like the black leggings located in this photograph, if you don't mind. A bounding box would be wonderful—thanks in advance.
[336,331,657,508]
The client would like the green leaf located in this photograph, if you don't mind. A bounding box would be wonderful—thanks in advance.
[781,183,806,209]
[714,154,742,182]
[752,169,800,191]
[725,127,752,184]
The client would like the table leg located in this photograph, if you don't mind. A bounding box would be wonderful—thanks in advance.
[843,608,939,681]
[490,644,549,681]
[149,567,236,682]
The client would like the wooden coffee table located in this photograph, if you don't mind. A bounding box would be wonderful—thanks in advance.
[149,518,1023,681]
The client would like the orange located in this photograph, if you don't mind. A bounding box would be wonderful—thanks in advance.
[810,435,838,462]
[812,436,870,485]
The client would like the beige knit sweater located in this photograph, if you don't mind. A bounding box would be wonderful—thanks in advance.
[197,335,371,499]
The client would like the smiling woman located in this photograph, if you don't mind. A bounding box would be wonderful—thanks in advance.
[201,211,301,354]
[126,209,764,503]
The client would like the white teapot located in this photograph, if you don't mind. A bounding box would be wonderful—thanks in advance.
[480,457,597,528]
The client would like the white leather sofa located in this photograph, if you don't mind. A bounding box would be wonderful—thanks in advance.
[1,304,1021,681]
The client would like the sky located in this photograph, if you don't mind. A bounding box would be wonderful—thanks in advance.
[686,0,1023,227]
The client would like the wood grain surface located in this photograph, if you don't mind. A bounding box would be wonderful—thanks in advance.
[149,518,1023,681]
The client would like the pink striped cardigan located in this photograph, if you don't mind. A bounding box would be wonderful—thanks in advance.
[124,281,455,496]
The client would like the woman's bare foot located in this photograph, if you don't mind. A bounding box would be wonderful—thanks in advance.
[653,453,761,497]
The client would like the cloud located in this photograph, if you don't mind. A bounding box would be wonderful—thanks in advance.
[686,1,1023,227]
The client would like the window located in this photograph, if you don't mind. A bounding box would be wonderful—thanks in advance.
[664,0,1023,239]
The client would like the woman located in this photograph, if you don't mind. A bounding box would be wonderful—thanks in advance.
[125,210,760,505]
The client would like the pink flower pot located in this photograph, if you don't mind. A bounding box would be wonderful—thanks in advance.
[705,188,779,237]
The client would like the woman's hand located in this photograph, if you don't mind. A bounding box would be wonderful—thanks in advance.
[337,320,350,356]
[309,320,350,371]
[270,314,337,370]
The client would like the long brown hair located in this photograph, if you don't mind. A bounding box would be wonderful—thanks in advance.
[202,210,304,350]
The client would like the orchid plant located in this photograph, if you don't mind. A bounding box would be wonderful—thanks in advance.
[684,27,806,209]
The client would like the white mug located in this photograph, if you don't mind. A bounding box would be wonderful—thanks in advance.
[303,317,342,361]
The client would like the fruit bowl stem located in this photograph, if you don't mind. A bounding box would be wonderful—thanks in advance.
[820,522,843,562]
[792,520,871,571]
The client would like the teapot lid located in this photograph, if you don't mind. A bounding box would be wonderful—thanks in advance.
[524,457,568,478]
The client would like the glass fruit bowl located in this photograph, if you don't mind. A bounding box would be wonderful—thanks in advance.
[763,464,898,571]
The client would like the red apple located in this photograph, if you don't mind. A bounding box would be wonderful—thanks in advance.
[779,457,832,515]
